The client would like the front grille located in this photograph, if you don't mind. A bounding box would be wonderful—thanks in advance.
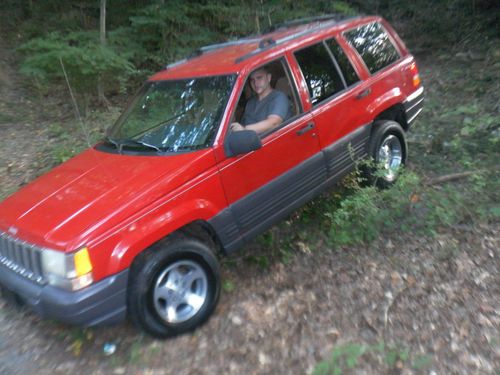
[0,231,46,285]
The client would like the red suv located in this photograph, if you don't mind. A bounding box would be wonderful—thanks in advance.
[0,15,423,337]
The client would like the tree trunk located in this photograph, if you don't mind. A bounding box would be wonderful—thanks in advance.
[97,0,108,106]
[100,0,106,46]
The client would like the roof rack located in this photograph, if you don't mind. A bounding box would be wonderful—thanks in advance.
[264,13,351,33]
[165,37,261,69]
[235,15,359,64]
[165,14,359,70]
[197,38,262,54]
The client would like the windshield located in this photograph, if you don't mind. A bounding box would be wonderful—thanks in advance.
[108,75,236,152]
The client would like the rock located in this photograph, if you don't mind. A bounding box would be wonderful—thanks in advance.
[477,314,493,327]
[55,362,76,373]
[258,352,271,365]
[231,315,243,326]
[474,271,490,287]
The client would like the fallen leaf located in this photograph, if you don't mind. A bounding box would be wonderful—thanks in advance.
[410,194,420,203]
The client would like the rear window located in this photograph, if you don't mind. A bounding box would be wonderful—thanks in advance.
[325,38,359,86]
[344,22,400,74]
[294,42,344,105]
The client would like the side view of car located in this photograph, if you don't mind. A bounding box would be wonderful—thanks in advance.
[0,14,423,338]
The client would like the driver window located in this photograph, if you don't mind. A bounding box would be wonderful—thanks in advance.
[232,58,301,137]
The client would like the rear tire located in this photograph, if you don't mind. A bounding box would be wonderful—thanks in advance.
[365,120,407,188]
[127,235,221,338]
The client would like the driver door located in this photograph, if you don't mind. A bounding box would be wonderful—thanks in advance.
[217,57,324,241]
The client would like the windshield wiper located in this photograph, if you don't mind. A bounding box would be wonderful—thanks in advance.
[105,136,120,148]
[119,139,164,153]
[128,111,188,139]
[127,139,164,152]
[104,136,163,153]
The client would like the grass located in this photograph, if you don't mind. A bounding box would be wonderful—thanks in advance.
[0,112,16,124]
[43,107,121,166]
[313,341,431,375]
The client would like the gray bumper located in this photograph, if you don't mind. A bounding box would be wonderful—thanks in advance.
[0,265,128,327]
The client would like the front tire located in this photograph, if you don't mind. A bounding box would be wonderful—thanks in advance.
[127,235,221,338]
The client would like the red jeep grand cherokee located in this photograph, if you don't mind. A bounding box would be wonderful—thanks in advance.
[0,15,423,337]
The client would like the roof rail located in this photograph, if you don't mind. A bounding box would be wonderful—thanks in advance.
[198,38,261,54]
[235,15,359,64]
[264,13,351,33]
[166,58,188,70]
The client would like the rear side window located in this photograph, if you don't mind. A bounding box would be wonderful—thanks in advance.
[344,22,400,74]
[294,43,344,105]
[325,38,359,86]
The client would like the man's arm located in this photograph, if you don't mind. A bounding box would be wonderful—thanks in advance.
[231,114,283,134]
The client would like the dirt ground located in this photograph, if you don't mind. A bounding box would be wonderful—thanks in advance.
[0,38,498,374]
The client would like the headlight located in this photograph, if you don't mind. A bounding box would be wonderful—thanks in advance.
[41,247,93,291]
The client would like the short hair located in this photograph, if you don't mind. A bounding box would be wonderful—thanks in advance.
[251,65,271,76]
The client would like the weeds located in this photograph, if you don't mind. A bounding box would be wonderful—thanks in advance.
[128,338,144,365]
[313,341,431,374]
[222,280,235,293]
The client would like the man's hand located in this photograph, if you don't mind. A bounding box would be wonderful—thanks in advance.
[230,122,245,132]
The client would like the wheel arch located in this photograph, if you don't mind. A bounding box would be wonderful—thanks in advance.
[373,103,408,131]
[97,199,227,279]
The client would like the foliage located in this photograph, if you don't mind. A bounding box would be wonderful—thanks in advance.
[7,0,495,100]
[17,31,135,96]
[6,0,358,99]
[323,165,498,249]
[357,0,498,48]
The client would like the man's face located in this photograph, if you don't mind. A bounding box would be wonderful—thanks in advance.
[249,69,272,96]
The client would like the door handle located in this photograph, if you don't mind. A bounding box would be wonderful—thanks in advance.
[296,122,315,135]
[355,88,372,100]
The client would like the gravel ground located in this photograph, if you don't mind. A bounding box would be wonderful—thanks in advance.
[0,223,498,374]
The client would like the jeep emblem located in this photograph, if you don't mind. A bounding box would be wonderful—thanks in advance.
[8,226,18,236]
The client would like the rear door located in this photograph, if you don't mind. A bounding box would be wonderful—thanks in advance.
[342,21,407,116]
[293,39,372,181]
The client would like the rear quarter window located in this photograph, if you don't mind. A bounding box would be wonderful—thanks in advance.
[344,22,400,74]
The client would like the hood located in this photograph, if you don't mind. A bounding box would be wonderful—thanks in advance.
[0,147,217,251]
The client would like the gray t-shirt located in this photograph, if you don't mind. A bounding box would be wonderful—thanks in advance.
[241,90,291,126]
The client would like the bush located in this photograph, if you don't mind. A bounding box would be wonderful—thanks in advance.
[18,31,135,96]
[324,165,498,249]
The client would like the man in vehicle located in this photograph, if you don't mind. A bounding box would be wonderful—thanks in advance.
[230,66,291,134]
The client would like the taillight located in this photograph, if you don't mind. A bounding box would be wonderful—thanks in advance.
[410,62,421,87]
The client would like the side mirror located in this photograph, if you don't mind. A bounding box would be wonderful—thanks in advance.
[224,130,262,157]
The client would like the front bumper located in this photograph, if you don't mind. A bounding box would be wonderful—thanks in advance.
[0,264,128,327]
